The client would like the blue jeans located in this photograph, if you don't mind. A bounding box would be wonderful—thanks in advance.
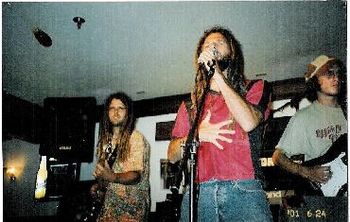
[180,179,273,222]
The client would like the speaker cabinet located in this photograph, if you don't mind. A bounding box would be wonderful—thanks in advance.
[40,97,96,162]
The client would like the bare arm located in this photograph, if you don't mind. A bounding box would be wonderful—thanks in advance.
[93,161,141,185]
[113,171,141,185]
[212,70,262,132]
[272,148,331,184]
[167,137,187,163]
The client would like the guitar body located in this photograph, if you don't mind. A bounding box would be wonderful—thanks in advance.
[300,133,347,197]
[318,152,347,196]
[82,179,108,222]
[81,142,117,222]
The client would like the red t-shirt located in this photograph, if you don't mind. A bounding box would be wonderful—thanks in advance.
[171,80,268,182]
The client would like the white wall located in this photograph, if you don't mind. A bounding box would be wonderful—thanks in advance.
[136,113,177,212]
[80,113,177,212]
[79,123,100,181]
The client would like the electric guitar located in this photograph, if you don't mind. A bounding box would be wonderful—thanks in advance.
[82,141,117,222]
[298,133,347,197]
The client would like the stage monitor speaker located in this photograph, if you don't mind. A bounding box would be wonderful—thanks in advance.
[40,97,96,162]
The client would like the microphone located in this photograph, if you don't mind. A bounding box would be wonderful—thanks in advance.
[207,60,216,69]
[209,47,219,68]
[198,47,219,80]
[198,59,215,81]
[206,60,216,80]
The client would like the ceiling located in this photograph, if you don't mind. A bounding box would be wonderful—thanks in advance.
[2,1,347,106]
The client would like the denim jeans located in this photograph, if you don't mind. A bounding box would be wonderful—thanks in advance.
[180,179,273,222]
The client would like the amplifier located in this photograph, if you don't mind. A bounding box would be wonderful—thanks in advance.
[46,159,80,199]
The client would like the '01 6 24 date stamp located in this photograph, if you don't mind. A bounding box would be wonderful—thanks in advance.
[286,208,327,219]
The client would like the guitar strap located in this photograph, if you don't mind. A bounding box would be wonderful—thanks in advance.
[340,99,347,120]
[105,139,119,169]
[303,133,347,167]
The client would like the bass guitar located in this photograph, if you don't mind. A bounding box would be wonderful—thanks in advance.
[82,141,117,222]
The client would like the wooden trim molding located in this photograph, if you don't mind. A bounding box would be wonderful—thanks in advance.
[134,78,305,117]
[134,93,190,118]
[271,77,305,101]
[3,77,306,143]
[152,78,306,141]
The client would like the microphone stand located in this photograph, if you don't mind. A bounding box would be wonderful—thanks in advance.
[183,65,215,222]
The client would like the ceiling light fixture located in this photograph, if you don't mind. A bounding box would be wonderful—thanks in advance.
[73,17,85,29]
[32,27,52,47]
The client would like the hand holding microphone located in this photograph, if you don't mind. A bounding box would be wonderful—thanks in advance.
[198,46,223,82]
[198,46,221,72]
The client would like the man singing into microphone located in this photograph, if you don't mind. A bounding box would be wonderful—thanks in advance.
[168,26,273,221]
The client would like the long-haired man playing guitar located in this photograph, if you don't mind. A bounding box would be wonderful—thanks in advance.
[90,92,150,222]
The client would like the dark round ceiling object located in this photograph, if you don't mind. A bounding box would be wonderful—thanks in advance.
[73,17,85,29]
[32,27,52,47]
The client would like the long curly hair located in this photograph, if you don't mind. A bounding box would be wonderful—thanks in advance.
[191,26,246,116]
[98,92,136,162]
